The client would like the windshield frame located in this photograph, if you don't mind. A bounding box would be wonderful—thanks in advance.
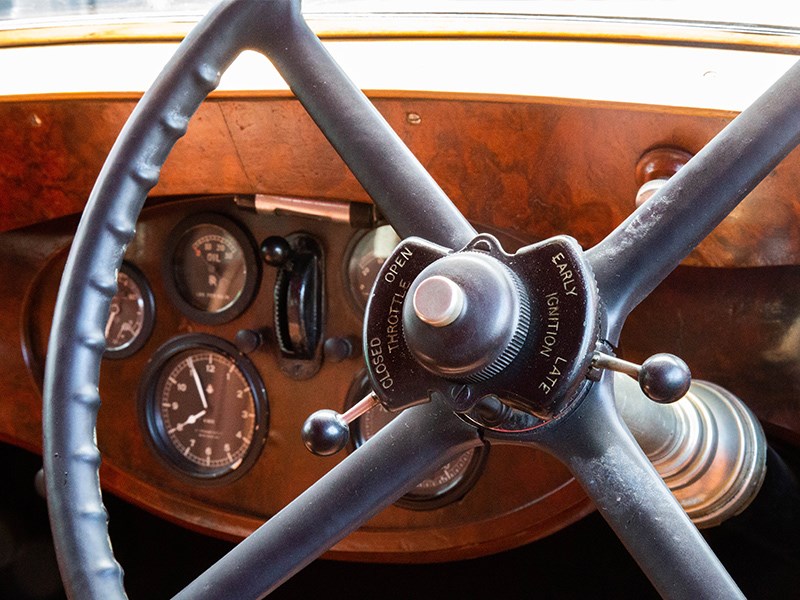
[2,9,800,55]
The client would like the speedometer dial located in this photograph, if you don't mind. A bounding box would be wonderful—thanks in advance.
[140,335,268,481]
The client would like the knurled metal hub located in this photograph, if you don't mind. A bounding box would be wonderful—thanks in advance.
[363,233,600,427]
[402,251,531,383]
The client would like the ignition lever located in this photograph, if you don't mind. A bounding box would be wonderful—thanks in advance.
[592,351,691,404]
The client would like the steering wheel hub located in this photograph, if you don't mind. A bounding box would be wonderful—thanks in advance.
[403,251,531,382]
[364,233,600,426]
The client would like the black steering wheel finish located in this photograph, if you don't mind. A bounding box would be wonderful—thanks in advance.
[43,0,800,598]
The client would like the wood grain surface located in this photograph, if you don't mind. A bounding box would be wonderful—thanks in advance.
[5,196,594,561]
[1,96,799,267]
[2,93,799,561]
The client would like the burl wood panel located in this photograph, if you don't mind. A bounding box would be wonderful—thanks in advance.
[9,199,800,561]
[4,94,800,561]
[8,196,593,562]
[1,96,800,267]
[622,265,800,443]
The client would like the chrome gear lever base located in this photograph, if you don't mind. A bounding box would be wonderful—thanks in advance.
[615,374,767,527]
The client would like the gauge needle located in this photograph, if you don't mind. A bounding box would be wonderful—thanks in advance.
[188,357,209,409]
[104,302,120,338]
[167,409,206,434]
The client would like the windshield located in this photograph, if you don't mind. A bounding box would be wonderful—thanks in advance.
[1,1,798,32]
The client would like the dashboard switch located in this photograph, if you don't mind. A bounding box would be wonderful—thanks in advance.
[234,328,266,354]
[269,234,324,379]
[323,336,359,363]
[260,235,293,267]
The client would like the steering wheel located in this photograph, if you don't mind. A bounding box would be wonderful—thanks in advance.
[42,0,800,597]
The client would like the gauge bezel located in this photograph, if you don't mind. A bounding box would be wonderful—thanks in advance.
[163,213,261,325]
[342,225,401,316]
[342,227,372,315]
[104,261,156,360]
[345,371,487,510]
[139,334,269,483]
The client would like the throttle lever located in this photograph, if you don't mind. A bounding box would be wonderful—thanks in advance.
[302,392,380,456]
[262,234,325,379]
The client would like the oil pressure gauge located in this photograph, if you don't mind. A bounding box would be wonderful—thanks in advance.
[140,334,269,481]
[104,262,155,359]
[165,214,260,324]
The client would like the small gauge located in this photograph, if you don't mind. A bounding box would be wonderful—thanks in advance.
[165,214,260,325]
[345,225,401,312]
[140,334,269,481]
[347,373,486,509]
[104,262,155,359]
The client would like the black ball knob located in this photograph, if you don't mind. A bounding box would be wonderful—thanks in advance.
[323,336,358,363]
[301,409,350,456]
[639,353,691,404]
[234,329,263,354]
[261,236,292,267]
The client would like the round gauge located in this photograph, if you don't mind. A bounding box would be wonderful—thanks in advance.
[104,262,155,359]
[347,374,486,509]
[345,225,401,311]
[165,214,260,324]
[140,335,269,481]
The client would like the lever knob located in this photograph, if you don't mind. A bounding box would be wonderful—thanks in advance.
[593,352,691,404]
[302,393,380,456]
[260,235,292,267]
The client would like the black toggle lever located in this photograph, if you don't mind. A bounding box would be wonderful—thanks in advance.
[593,351,691,404]
[261,234,324,379]
[301,392,380,456]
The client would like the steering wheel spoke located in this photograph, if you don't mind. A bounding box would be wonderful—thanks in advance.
[260,12,476,249]
[536,376,744,599]
[175,398,481,599]
[587,59,800,341]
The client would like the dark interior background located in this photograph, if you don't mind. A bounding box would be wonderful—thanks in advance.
[3,439,799,600]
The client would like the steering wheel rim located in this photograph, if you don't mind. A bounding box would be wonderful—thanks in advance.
[42,0,800,597]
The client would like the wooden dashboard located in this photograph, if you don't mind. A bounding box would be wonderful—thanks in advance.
[1,93,800,561]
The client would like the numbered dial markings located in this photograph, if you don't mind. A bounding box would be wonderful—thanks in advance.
[175,225,247,313]
[346,225,401,311]
[159,351,254,469]
[104,263,154,358]
[166,214,260,325]
[142,336,268,480]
